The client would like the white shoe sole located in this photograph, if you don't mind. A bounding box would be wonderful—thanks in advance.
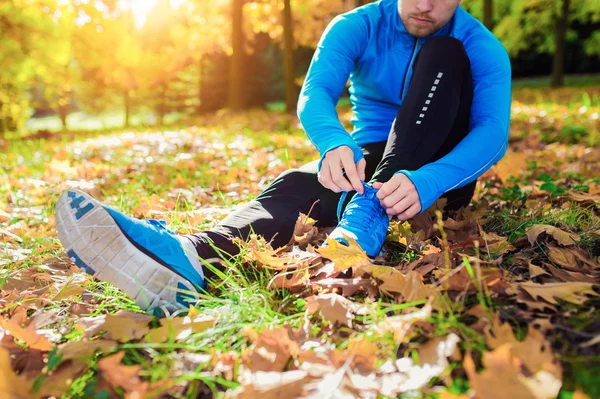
[55,190,192,312]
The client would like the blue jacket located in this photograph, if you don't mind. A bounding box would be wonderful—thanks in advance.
[297,0,512,212]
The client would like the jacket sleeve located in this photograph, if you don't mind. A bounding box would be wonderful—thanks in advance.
[297,14,368,170]
[397,38,512,212]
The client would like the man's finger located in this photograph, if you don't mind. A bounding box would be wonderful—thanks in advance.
[396,203,421,221]
[341,155,363,194]
[382,189,408,209]
[319,163,342,193]
[387,195,413,215]
[376,179,401,200]
[330,160,353,192]
[356,159,366,181]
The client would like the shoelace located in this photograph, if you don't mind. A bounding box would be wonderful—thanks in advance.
[337,185,385,233]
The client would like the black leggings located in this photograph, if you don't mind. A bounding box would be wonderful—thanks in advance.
[187,37,476,276]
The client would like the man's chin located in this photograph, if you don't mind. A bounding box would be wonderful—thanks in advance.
[406,26,436,38]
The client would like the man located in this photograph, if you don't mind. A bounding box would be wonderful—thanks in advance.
[56,0,511,312]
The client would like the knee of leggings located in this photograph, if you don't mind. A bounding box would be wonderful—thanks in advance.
[273,169,317,189]
[418,36,469,68]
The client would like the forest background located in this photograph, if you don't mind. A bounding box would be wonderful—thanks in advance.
[1,0,600,134]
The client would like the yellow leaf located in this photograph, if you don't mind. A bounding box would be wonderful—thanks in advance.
[0,308,53,351]
[145,315,215,343]
[318,235,373,273]
[359,265,437,302]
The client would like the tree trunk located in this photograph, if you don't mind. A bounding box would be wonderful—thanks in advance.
[283,0,296,113]
[197,55,203,114]
[551,0,570,88]
[483,0,493,30]
[229,0,245,111]
[59,104,68,131]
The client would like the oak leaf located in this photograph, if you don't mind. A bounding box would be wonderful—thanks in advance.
[242,327,301,372]
[77,311,151,342]
[526,224,580,246]
[360,265,437,301]
[305,293,369,328]
[511,281,598,305]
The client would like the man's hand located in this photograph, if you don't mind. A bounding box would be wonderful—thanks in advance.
[319,146,366,194]
[372,174,421,220]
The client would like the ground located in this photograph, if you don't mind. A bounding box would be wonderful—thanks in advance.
[0,79,599,398]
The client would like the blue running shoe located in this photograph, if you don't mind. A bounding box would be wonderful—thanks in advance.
[329,182,390,257]
[55,189,207,312]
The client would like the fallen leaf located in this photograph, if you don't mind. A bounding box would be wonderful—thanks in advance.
[360,265,437,301]
[77,311,151,342]
[511,281,598,305]
[98,352,148,397]
[310,277,378,298]
[317,235,373,273]
[0,308,53,351]
[58,340,117,362]
[305,293,369,328]
[485,314,561,378]
[526,224,580,246]
[529,263,550,278]
[479,228,516,254]
[464,344,562,399]
[145,314,215,343]
[0,346,33,398]
[242,327,301,372]
[233,370,312,399]
[374,302,432,342]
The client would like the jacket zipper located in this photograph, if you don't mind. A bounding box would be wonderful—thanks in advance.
[400,38,420,100]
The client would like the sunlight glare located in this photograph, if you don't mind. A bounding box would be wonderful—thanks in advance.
[128,0,187,28]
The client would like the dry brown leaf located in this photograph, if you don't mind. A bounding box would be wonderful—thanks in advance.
[464,344,562,399]
[233,370,312,399]
[374,302,432,342]
[512,281,598,305]
[526,224,580,246]
[479,228,516,254]
[77,311,151,342]
[145,314,215,343]
[305,293,369,328]
[360,265,437,301]
[567,191,600,204]
[244,235,319,270]
[0,346,33,399]
[36,360,88,399]
[0,308,53,351]
[318,235,373,273]
[242,327,301,372]
[310,277,379,298]
[289,212,319,247]
[529,263,550,278]
[58,340,117,362]
[543,262,597,283]
[495,151,529,183]
[485,314,561,378]
[98,352,149,397]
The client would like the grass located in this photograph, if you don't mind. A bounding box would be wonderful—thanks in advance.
[1,82,599,398]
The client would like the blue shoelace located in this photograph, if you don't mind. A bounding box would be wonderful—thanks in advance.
[337,184,385,233]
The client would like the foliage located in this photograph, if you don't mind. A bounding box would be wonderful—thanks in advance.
[0,85,599,398]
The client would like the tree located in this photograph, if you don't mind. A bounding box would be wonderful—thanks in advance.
[230,0,246,110]
[483,0,493,29]
[552,0,570,87]
[282,0,296,112]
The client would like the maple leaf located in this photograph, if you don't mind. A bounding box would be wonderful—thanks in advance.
[526,224,580,246]
[485,314,561,378]
[511,281,599,305]
[77,310,151,342]
[359,265,437,302]
[242,326,301,372]
[144,314,215,343]
[0,347,33,399]
[317,235,373,273]
[98,352,149,397]
[0,308,53,351]
[464,344,562,399]
[305,293,369,328]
